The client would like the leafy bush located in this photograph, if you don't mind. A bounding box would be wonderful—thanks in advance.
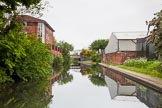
[123,58,162,73]
[53,56,64,67]
[0,24,52,83]
[124,58,148,68]
[90,53,100,63]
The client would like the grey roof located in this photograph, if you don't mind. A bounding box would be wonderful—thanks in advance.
[112,31,147,40]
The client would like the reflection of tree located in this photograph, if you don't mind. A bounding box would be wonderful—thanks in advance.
[58,72,73,85]
[53,64,63,73]
[0,80,52,108]
[80,64,106,86]
[57,64,73,85]
[89,75,106,86]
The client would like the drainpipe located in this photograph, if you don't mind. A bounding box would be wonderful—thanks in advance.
[117,40,119,52]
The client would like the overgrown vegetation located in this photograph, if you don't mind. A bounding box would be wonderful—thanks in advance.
[0,0,53,83]
[147,10,162,59]
[120,58,162,78]
[80,49,101,63]
[90,52,101,63]
[0,23,52,83]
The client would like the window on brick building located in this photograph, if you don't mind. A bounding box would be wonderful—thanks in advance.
[38,23,43,38]
[23,21,27,27]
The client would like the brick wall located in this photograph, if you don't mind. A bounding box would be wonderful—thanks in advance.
[105,51,142,64]
[23,22,38,37]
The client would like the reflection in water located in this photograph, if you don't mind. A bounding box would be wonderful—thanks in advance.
[4,64,161,108]
[80,64,106,86]
[57,72,73,85]
[0,80,52,108]
[53,62,73,85]
[50,64,148,108]
[101,66,162,108]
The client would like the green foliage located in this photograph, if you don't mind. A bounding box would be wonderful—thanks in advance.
[53,56,64,73]
[123,58,162,73]
[80,49,92,57]
[53,41,74,85]
[0,0,52,84]
[89,39,108,53]
[57,41,74,65]
[89,75,106,86]
[147,10,162,59]
[53,56,64,67]
[90,52,101,63]
[123,58,148,68]
[0,23,52,83]
[80,64,106,86]
[57,72,73,85]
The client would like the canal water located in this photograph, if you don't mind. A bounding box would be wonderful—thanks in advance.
[48,64,162,108]
[1,64,162,108]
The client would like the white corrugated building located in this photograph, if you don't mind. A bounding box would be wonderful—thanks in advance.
[105,32,147,54]
[103,32,147,64]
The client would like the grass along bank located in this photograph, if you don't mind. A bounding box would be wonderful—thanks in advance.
[118,58,162,79]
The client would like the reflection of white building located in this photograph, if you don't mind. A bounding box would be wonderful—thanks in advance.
[105,76,139,102]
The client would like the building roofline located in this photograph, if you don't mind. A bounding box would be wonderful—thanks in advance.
[16,15,55,32]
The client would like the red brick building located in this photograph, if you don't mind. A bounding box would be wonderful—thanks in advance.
[17,15,61,56]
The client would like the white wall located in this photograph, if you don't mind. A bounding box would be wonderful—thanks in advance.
[119,40,137,51]
[118,85,136,95]
[105,76,118,99]
[105,34,118,54]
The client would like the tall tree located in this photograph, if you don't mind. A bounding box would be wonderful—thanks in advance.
[57,41,74,66]
[89,39,108,54]
[147,10,162,59]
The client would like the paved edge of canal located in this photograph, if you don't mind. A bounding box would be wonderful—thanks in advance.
[99,63,162,93]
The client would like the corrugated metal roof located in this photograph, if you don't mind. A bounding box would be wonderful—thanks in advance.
[112,31,147,39]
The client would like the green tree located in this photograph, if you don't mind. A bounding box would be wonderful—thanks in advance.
[57,41,74,65]
[147,10,162,59]
[90,51,101,63]
[89,39,108,54]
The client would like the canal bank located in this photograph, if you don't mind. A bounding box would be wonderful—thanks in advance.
[99,63,162,93]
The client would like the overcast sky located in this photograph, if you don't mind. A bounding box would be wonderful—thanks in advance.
[42,0,162,50]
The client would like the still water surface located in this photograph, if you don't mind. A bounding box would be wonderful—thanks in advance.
[48,64,162,108]
[1,64,162,108]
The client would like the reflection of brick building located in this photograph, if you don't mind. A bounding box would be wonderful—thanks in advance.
[17,15,61,56]
[104,68,133,85]
[103,67,137,100]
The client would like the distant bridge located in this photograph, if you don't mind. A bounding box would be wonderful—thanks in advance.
[70,55,80,59]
